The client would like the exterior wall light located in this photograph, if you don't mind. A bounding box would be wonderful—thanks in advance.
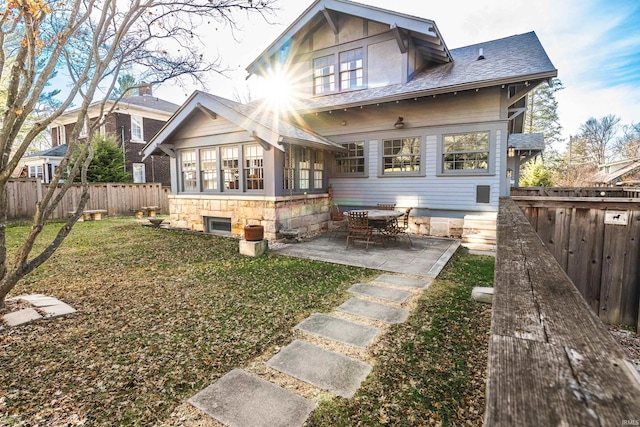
[394,117,405,129]
[508,145,516,157]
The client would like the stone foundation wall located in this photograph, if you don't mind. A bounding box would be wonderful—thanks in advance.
[168,194,467,240]
[168,194,331,240]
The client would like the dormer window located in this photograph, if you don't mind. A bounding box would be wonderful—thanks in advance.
[313,55,335,95]
[339,48,363,90]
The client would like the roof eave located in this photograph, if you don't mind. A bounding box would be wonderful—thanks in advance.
[294,69,558,114]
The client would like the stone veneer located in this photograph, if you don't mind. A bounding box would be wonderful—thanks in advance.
[168,194,331,240]
[168,194,466,240]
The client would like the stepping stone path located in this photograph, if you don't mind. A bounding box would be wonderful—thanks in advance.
[295,313,380,348]
[1,294,76,328]
[188,273,433,426]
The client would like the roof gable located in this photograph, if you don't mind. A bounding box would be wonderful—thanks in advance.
[246,0,451,76]
[142,91,344,159]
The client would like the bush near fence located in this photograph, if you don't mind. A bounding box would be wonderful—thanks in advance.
[6,179,170,220]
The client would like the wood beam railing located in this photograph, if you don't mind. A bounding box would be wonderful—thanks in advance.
[485,197,640,425]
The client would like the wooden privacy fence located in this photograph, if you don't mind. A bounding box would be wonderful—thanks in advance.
[511,186,640,198]
[5,179,170,220]
[512,195,640,329]
[486,197,640,425]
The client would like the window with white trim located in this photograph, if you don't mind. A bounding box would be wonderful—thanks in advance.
[335,142,365,175]
[133,163,146,183]
[313,151,324,189]
[221,147,239,190]
[131,116,144,142]
[54,126,65,145]
[382,138,421,174]
[200,149,217,191]
[339,48,363,90]
[442,132,489,172]
[80,118,88,137]
[29,165,44,179]
[299,148,310,190]
[284,145,295,191]
[244,145,264,190]
[313,55,335,95]
[180,150,197,192]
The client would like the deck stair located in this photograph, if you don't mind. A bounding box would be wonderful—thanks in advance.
[462,214,497,252]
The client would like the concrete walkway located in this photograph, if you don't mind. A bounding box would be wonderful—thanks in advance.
[270,234,459,278]
[188,270,452,427]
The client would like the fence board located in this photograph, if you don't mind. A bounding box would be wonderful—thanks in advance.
[514,196,640,328]
[5,180,169,219]
[566,209,604,313]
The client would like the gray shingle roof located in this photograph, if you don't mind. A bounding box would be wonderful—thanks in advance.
[508,133,545,151]
[285,32,556,112]
[25,144,68,158]
[589,161,640,184]
[200,93,343,149]
[120,96,180,113]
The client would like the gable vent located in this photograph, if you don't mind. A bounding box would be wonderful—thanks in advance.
[477,48,485,60]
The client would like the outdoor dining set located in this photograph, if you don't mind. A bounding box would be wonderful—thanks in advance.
[329,203,413,250]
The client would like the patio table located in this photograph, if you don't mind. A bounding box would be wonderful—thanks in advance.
[347,209,403,234]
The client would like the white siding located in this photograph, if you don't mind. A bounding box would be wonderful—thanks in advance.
[328,120,508,215]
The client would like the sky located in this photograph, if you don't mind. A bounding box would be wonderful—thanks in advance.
[154,0,640,150]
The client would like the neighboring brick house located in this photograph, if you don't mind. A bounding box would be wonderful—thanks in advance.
[50,85,179,185]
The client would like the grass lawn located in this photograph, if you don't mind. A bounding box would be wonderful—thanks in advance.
[0,219,495,426]
[0,219,374,425]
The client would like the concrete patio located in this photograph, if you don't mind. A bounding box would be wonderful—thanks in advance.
[270,233,460,278]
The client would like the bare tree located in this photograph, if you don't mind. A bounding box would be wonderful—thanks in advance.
[612,122,640,160]
[0,0,275,308]
[572,115,621,165]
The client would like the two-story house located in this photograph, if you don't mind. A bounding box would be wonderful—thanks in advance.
[142,0,557,240]
[51,85,179,185]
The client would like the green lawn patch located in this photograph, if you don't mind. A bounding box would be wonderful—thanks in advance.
[306,252,495,426]
[0,219,374,426]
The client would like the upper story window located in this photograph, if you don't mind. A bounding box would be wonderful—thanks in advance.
[335,142,365,175]
[54,126,65,145]
[382,138,421,175]
[313,55,335,95]
[131,116,144,142]
[442,132,489,172]
[339,48,363,90]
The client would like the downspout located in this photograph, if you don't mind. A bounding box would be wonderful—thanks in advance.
[121,125,126,172]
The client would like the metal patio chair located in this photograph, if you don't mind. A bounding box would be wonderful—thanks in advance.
[346,210,373,250]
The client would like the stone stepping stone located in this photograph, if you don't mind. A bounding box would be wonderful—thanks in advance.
[15,294,62,307]
[348,283,411,303]
[373,274,432,289]
[188,368,315,427]
[295,313,380,348]
[41,303,76,318]
[3,308,42,327]
[267,340,372,398]
[336,298,409,324]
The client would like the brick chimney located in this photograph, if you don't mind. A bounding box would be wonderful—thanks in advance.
[138,83,152,96]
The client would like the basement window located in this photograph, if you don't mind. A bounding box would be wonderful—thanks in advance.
[205,217,231,235]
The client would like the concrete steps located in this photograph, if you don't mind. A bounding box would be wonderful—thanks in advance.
[462,214,497,252]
